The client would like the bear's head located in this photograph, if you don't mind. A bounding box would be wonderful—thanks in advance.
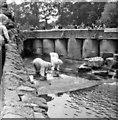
[50,52,59,59]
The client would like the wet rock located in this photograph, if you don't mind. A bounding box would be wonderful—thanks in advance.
[105,57,114,68]
[24,103,38,108]
[17,85,36,93]
[34,112,45,118]
[3,114,25,118]
[77,63,92,72]
[101,52,113,60]
[21,94,48,111]
[84,57,104,68]
[112,70,118,79]
[33,106,46,113]
[112,61,118,70]
[92,70,108,77]
[105,57,118,69]
[114,54,118,62]
[115,70,118,78]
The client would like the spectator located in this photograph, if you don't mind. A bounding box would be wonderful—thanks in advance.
[0,14,10,70]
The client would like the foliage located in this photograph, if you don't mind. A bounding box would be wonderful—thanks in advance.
[9,1,58,29]
[100,1,118,27]
[57,2,106,27]
[8,0,118,29]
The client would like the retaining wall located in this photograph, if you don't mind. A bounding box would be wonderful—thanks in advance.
[1,29,48,119]
[22,29,118,60]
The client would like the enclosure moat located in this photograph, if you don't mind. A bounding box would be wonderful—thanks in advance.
[24,55,117,118]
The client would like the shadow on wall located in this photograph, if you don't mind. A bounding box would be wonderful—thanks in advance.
[22,33,118,61]
[23,39,34,57]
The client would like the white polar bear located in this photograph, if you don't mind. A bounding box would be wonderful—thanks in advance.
[33,58,52,77]
[50,52,59,59]
[49,52,63,71]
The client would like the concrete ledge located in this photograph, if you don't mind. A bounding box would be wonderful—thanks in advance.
[22,29,118,40]
[22,29,118,60]
[1,29,48,119]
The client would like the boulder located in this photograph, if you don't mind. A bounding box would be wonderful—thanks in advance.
[92,70,108,77]
[112,70,118,79]
[21,94,48,111]
[17,85,36,93]
[34,112,45,118]
[77,63,92,72]
[115,70,118,79]
[105,57,115,68]
[105,57,118,69]
[84,57,104,68]
[101,52,113,60]
[114,54,118,62]
[112,61,118,70]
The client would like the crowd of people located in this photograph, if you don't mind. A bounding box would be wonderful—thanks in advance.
[52,23,106,30]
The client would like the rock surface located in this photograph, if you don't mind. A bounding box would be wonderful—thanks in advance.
[78,63,92,72]
[92,70,108,77]
[105,57,115,68]
[84,57,104,68]
[101,52,113,60]
[1,29,47,119]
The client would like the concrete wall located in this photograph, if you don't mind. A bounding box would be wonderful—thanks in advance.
[1,29,48,119]
[22,29,118,60]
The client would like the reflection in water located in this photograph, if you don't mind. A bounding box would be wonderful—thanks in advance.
[47,83,117,118]
[24,57,117,118]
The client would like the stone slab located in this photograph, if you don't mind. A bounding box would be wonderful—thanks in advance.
[29,74,102,95]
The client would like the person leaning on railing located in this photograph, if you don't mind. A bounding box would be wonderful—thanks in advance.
[0,13,10,70]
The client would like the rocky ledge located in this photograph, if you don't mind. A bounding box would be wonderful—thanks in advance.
[78,54,118,79]
[1,29,48,119]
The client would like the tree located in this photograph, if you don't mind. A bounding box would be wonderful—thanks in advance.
[9,1,58,29]
[39,2,58,29]
[100,1,118,27]
[87,2,106,26]
[57,1,106,27]
[57,2,74,26]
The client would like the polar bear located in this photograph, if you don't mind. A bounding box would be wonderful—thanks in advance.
[49,52,63,71]
[33,58,52,79]
[50,52,59,59]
